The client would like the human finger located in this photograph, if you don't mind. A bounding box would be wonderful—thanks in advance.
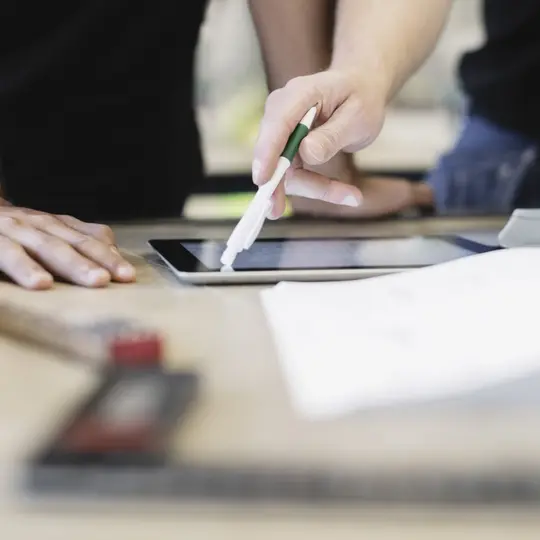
[299,98,378,166]
[27,214,135,282]
[284,167,363,207]
[253,77,323,186]
[0,217,110,287]
[55,214,116,244]
[0,235,53,289]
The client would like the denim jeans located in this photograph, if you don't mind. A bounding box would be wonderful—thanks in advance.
[425,115,540,214]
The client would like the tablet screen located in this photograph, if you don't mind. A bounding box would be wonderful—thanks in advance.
[150,236,496,273]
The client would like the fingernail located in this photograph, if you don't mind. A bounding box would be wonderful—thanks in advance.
[252,160,262,185]
[116,263,136,281]
[342,194,361,207]
[27,272,53,289]
[111,246,120,255]
[85,268,110,286]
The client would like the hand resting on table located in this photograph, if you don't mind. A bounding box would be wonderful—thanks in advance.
[0,200,135,289]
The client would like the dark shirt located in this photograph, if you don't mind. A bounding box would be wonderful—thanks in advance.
[0,0,207,221]
[459,0,540,141]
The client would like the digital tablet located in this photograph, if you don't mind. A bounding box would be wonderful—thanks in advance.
[148,236,499,285]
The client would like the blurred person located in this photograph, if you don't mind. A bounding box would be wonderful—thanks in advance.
[258,0,540,219]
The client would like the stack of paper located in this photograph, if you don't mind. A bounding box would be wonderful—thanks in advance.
[261,248,540,419]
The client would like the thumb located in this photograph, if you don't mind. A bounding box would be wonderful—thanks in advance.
[300,128,343,166]
[299,100,357,165]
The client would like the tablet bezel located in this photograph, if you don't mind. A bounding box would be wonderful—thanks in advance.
[148,236,499,285]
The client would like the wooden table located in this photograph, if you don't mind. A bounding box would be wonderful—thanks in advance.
[2,216,540,539]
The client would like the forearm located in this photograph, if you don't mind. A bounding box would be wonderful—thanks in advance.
[247,0,334,90]
[331,0,453,102]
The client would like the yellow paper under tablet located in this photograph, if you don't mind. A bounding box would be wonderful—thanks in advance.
[183,193,292,220]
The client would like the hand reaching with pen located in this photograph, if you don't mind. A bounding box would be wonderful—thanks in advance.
[0,199,136,289]
[253,70,385,218]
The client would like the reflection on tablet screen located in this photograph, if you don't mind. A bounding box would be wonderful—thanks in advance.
[181,237,475,271]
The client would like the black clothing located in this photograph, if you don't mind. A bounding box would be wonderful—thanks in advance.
[0,0,207,221]
[459,0,540,141]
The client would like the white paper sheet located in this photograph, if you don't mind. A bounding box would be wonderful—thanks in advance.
[260,248,540,419]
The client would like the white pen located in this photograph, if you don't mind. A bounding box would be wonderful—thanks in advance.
[220,106,318,268]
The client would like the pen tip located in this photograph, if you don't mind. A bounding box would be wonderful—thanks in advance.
[301,107,318,129]
[220,247,237,267]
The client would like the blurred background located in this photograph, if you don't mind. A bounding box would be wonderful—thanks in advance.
[186,0,484,218]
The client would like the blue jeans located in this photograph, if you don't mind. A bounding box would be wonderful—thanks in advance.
[425,115,540,214]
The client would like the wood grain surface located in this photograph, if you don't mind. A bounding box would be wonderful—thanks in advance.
[3,216,540,539]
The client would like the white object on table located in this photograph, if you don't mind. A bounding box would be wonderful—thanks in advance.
[499,209,540,248]
[261,247,540,419]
